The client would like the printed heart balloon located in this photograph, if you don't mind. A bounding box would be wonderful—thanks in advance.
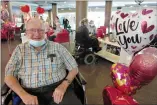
[110,8,157,55]
[111,63,140,95]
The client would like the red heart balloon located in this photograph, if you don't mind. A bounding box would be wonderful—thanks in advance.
[36,7,45,14]
[25,5,30,13]
[20,5,30,13]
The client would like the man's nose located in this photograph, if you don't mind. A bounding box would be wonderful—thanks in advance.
[33,30,40,35]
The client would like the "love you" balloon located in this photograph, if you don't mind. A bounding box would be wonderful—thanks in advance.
[110,8,157,55]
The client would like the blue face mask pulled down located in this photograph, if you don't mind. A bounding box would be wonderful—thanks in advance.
[29,39,46,47]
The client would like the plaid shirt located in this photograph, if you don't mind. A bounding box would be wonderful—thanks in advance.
[5,40,78,88]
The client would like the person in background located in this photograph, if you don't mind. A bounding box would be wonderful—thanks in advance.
[53,16,60,30]
[63,17,69,29]
[4,18,82,105]
[88,20,96,35]
[76,18,101,52]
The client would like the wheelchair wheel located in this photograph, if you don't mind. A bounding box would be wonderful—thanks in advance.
[84,53,95,65]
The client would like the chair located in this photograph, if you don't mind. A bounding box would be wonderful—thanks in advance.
[61,29,69,33]
[1,72,87,105]
[96,28,104,38]
[100,26,106,35]
[46,29,54,37]
[54,31,71,52]
[54,32,70,43]
[1,29,8,40]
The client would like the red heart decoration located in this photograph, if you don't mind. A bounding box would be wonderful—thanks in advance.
[20,5,30,13]
[142,9,153,15]
[141,21,155,34]
[120,13,129,19]
[36,6,45,14]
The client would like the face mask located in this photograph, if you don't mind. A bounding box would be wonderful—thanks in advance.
[29,39,46,47]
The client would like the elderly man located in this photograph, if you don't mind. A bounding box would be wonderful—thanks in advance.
[4,18,82,105]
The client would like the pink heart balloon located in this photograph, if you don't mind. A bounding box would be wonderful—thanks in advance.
[130,52,157,85]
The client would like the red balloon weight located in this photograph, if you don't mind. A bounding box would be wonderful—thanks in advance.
[113,95,139,105]
[103,86,139,105]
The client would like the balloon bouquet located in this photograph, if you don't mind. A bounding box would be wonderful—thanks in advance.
[103,7,157,105]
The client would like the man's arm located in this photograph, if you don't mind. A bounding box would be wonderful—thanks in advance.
[60,68,78,88]
[53,68,78,104]
[53,44,79,104]
[5,76,28,97]
[4,46,38,104]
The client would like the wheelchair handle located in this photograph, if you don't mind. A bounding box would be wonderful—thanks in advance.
[1,83,10,96]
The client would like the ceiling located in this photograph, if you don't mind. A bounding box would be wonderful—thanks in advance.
[10,0,157,11]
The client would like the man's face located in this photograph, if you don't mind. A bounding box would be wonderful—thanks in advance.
[26,19,45,41]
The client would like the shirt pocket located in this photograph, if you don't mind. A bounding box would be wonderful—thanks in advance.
[50,56,62,72]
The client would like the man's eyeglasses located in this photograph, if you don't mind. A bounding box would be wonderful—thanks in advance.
[26,29,44,33]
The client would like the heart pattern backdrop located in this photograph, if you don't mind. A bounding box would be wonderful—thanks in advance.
[110,8,157,55]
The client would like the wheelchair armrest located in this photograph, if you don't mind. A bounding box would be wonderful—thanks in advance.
[77,72,87,85]
[1,83,10,96]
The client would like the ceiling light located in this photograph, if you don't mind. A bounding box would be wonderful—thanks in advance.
[64,2,66,4]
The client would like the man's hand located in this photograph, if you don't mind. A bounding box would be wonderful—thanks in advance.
[21,93,38,105]
[53,81,69,104]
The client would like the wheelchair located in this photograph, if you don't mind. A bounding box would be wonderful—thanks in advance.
[73,32,97,65]
[74,42,96,65]
[1,72,87,105]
